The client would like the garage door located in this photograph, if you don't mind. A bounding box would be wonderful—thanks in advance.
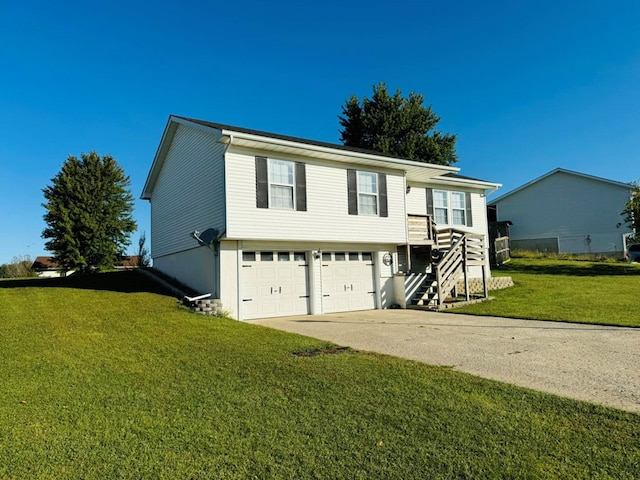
[321,252,376,313]
[241,251,310,320]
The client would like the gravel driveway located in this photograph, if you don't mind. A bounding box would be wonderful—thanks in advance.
[253,309,640,413]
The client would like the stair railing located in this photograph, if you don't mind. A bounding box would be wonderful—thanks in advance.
[434,229,467,306]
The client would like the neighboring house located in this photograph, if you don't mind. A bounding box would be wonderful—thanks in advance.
[31,256,71,278]
[141,116,500,320]
[31,256,141,277]
[488,168,633,255]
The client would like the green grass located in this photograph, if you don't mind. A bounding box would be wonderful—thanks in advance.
[1,272,639,478]
[455,257,640,327]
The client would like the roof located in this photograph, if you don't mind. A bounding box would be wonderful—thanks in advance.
[31,256,140,270]
[488,168,632,205]
[31,256,58,270]
[142,115,500,199]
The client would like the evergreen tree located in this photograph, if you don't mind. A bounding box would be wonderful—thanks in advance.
[42,151,136,274]
[622,182,640,242]
[339,82,457,166]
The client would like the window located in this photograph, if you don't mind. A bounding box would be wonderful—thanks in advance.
[433,190,449,224]
[242,252,256,262]
[357,171,378,215]
[347,170,388,217]
[429,189,472,227]
[348,252,359,261]
[294,252,306,262]
[451,192,466,226]
[269,160,295,209]
[255,156,307,211]
[278,252,290,261]
[335,252,346,261]
[322,252,332,262]
[260,252,273,261]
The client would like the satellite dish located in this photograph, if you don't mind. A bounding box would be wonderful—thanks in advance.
[198,228,218,245]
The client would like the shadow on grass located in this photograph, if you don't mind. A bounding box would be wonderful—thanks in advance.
[0,270,177,296]
[494,261,640,277]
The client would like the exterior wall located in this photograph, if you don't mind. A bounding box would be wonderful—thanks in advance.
[153,246,219,298]
[406,185,427,215]
[36,270,75,278]
[219,241,239,319]
[492,172,632,255]
[225,148,407,244]
[150,124,226,258]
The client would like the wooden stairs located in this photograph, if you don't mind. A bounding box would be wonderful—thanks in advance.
[409,228,488,309]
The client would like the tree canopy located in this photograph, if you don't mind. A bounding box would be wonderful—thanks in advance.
[0,255,37,278]
[339,83,458,166]
[42,151,137,274]
[622,182,640,243]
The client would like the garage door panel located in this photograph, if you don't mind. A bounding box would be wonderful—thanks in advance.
[321,252,376,314]
[242,251,310,320]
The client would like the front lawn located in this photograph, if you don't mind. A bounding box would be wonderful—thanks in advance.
[1,272,638,478]
[455,258,640,327]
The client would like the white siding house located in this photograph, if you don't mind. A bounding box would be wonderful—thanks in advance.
[142,116,500,320]
[489,168,633,255]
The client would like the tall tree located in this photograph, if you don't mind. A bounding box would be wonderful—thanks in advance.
[42,151,137,274]
[622,182,640,243]
[136,231,151,268]
[339,83,458,166]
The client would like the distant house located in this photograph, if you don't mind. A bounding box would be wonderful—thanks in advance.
[31,256,140,277]
[488,168,633,255]
[141,115,501,320]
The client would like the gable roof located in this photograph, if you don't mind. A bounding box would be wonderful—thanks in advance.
[488,168,632,205]
[142,115,500,199]
[31,256,58,270]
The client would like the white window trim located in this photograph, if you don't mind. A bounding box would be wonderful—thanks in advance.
[357,171,379,216]
[434,189,467,226]
[268,159,295,210]
[450,192,466,226]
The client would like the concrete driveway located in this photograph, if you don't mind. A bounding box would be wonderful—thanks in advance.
[252,309,640,413]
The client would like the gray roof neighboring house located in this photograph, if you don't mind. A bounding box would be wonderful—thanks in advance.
[489,168,632,205]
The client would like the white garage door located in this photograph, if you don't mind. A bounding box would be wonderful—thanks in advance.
[321,252,376,313]
[241,251,310,320]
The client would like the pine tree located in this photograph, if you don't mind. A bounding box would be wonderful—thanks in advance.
[42,151,137,273]
[622,182,640,243]
[339,82,457,166]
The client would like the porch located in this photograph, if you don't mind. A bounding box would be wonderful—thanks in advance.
[396,215,490,309]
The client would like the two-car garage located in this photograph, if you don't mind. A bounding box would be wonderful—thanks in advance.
[240,249,377,320]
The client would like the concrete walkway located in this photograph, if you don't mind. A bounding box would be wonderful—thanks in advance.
[253,309,640,413]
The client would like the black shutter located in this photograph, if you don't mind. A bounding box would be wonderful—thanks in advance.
[347,169,358,215]
[465,192,473,227]
[255,156,268,209]
[295,162,307,211]
[426,188,434,217]
[378,173,388,217]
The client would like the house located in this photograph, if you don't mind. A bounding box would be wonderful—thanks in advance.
[141,116,501,320]
[488,168,633,255]
[31,256,71,277]
[31,256,141,277]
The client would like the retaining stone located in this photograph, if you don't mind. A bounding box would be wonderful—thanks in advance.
[456,276,514,294]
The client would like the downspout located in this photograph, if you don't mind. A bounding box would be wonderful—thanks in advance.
[403,171,411,273]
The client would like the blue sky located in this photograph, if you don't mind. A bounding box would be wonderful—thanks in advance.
[1,0,638,264]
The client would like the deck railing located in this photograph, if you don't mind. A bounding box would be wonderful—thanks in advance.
[407,215,435,244]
